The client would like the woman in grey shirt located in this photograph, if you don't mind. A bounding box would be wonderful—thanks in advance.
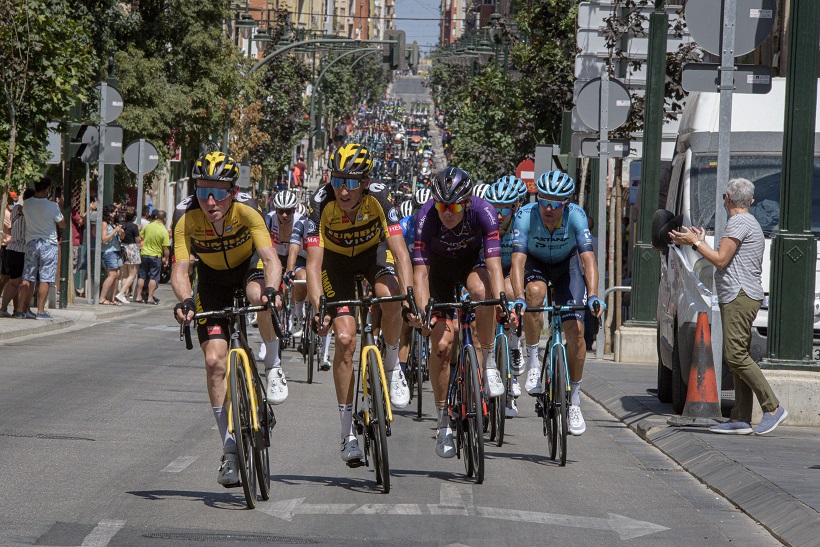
[670,178,787,435]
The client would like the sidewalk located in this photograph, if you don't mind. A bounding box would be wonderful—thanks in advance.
[583,358,820,547]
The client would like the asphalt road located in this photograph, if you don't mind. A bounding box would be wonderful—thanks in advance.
[390,75,431,105]
[0,298,781,546]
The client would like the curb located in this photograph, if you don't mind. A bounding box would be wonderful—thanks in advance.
[0,305,146,342]
[583,372,820,547]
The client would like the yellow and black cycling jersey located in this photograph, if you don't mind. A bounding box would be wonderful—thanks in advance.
[304,182,403,257]
[172,191,272,270]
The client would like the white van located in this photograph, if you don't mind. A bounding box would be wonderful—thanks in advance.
[655,78,820,413]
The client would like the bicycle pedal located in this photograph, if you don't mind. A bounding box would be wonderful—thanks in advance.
[345,458,365,469]
[534,401,544,417]
[221,481,242,489]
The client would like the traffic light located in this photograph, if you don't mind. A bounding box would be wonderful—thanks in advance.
[406,43,420,73]
[384,30,406,70]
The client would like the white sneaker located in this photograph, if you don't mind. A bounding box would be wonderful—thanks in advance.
[257,343,266,361]
[505,398,518,418]
[319,356,331,371]
[525,368,543,395]
[483,368,505,398]
[388,369,410,408]
[568,405,586,435]
[340,436,364,464]
[435,429,455,458]
[511,376,521,397]
[291,325,303,339]
[266,368,288,405]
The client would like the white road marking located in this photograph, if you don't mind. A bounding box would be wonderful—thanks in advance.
[80,519,126,546]
[261,484,669,539]
[161,456,199,473]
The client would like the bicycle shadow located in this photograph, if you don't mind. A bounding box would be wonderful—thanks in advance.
[484,451,569,466]
[389,469,474,483]
[127,489,249,510]
[272,474,386,494]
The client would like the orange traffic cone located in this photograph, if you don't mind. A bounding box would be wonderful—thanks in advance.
[681,311,722,418]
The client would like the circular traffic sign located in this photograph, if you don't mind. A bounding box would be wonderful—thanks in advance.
[123,139,159,174]
[575,77,632,131]
[684,0,776,57]
[93,83,124,124]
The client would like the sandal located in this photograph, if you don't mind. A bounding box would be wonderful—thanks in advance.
[100,299,113,306]
[111,299,123,306]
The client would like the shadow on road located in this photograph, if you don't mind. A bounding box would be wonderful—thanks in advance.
[127,489,248,510]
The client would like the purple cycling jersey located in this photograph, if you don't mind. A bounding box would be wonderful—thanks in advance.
[413,196,501,265]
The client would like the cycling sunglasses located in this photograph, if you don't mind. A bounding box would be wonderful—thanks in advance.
[276,208,295,215]
[538,197,568,210]
[330,176,362,190]
[495,206,514,217]
[195,187,232,201]
[434,201,468,214]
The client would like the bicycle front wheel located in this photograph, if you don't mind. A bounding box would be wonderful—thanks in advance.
[252,369,271,501]
[490,334,508,447]
[229,353,256,509]
[464,345,485,484]
[541,347,558,461]
[554,348,569,466]
[367,352,390,493]
[414,330,425,418]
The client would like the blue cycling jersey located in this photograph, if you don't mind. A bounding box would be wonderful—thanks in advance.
[499,224,514,271]
[512,202,593,263]
[400,214,415,254]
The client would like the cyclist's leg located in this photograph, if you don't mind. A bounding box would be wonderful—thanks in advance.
[523,259,548,394]
[247,269,288,405]
[291,263,308,335]
[466,265,503,398]
[503,274,522,407]
[429,317,456,458]
[398,320,412,375]
[555,253,588,435]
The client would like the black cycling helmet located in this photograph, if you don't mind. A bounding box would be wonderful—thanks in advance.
[431,166,472,205]
[191,151,240,184]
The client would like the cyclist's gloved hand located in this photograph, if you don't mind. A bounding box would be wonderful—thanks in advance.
[283,270,294,284]
[174,297,196,323]
[510,297,527,313]
[263,286,281,308]
[588,296,606,315]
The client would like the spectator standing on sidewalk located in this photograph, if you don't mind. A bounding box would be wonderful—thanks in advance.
[14,178,66,320]
[1,189,34,317]
[115,208,142,303]
[99,204,125,305]
[135,210,170,304]
[670,177,788,436]
[0,191,17,298]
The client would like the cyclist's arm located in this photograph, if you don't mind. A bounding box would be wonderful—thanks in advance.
[258,245,283,293]
[285,242,300,274]
[386,233,414,295]
[306,244,324,310]
[413,264,430,313]
[510,208,530,301]
[510,252,527,301]
[485,255,506,301]
[171,259,193,305]
[579,250,599,300]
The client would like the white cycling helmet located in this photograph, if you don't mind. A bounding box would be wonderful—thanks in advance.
[399,200,414,218]
[414,188,431,208]
[296,203,308,216]
[471,183,490,199]
[272,190,299,210]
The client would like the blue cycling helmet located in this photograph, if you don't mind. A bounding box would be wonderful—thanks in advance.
[536,170,575,198]
[486,175,527,205]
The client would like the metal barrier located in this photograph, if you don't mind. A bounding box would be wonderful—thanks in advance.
[596,286,632,359]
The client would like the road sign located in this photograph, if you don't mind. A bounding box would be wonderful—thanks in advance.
[124,139,160,175]
[46,122,61,164]
[92,83,124,124]
[681,63,773,93]
[534,145,560,185]
[684,0,776,57]
[103,125,123,165]
[516,158,535,193]
[238,164,251,189]
[576,77,632,131]
[77,125,99,164]
[578,138,631,158]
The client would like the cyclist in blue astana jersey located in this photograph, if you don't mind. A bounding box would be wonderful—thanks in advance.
[484,175,528,417]
[510,170,605,436]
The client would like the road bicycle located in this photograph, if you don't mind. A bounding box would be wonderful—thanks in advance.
[521,294,596,467]
[425,292,509,484]
[318,282,415,494]
[487,321,511,447]
[405,327,429,419]
[180,289,283,509]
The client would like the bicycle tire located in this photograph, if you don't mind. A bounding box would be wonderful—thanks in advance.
[491,334,508,447]
[367,351,390,493]
[307,322,315,384]
[542,347,558,461]
[464,345,484,484]
[555,348,569,467]
[252,368,271,501]
[406,336,417,404]
[229,354,256,509]
[415,330,424,418]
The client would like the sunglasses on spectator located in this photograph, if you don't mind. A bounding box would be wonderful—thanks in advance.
[538,197,567,209]
[330,176,362,190]
[196,187,232,201]
[276,208,294,215]
[495,206,514,217]
[434,201,468,214]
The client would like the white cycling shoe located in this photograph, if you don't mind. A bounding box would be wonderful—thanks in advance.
[505,398,518,418]
[435,429,455,458]
[568,405,586,435]
[483,368,505,398]
[511,376,521,397]
[524,368,543,395]
[388,369,410,408]
[266,368,288,405]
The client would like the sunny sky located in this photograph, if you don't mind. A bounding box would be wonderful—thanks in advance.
[394,0,441,56]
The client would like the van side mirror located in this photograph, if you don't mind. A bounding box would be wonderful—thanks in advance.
[651,209,682,255]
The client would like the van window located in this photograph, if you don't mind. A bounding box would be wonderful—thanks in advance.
[690,154,820,237]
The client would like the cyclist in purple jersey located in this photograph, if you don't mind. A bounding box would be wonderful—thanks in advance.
[412,167,514,459]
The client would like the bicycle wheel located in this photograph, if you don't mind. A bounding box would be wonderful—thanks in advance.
[464,345,484,484]
[406,336,417,405]
[229,354,256,509]
[306,323,315,384]
[490,334,508,447]
[366,351,390,493]
[554,348,569,467]
[414,330,424,418]
[252,370,271,501]
[541,347,557,461]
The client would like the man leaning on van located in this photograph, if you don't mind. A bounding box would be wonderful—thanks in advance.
[669,178,788,436]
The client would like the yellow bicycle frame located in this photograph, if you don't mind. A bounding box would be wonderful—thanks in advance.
[360,345,393,425]
[226,348,261,435]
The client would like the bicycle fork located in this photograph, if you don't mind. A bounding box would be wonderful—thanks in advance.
[226,348,261,436]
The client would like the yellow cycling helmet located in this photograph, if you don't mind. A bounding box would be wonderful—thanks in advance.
[328,143,374,177]
[192,151,240,184]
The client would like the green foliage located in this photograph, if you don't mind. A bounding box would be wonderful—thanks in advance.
[320,53,389,122]
[0,0,96,188]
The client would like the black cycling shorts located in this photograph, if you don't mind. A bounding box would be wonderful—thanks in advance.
[278,253,306,272]
[194,255,264,343]
[321,241,396,318]
[427,249,485,321]
[523,252,587,322]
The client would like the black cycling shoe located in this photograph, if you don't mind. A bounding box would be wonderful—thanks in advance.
[217,452,241,488]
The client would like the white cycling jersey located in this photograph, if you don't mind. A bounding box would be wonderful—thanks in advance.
[264,210,307,258]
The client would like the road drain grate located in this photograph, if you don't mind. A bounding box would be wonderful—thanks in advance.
[0,432,95,441]
[142,532,319,543]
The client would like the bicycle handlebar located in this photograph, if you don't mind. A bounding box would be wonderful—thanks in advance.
[179,302,283,350]
[317,288,416,331]
[423,291,510,331]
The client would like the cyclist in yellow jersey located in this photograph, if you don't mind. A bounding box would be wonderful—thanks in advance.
[306,143,418,465]
[171,151,284,488]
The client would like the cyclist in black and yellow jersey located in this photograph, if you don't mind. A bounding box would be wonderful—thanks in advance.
[306,143,417,465]
[171,151,284,488]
